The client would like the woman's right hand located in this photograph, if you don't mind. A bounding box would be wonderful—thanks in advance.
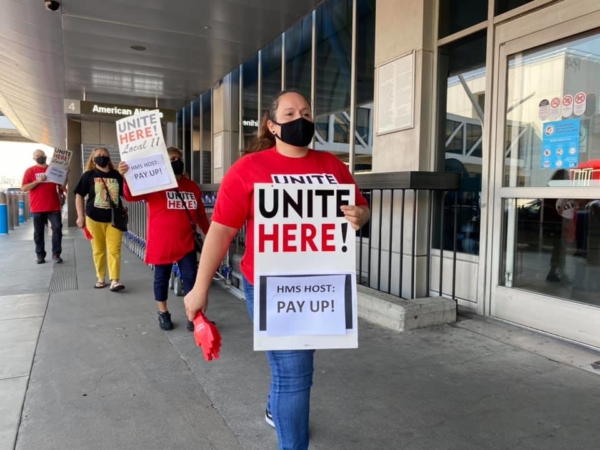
[184,288,209,321]
[76,216,85,228]
[118,161,129,176]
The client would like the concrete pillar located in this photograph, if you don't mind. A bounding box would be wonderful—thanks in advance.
[66,120,82,227]
[166,122,177,147]
[369,0,436,298]
[212,73,240,183]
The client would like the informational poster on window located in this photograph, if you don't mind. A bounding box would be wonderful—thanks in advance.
[45,148,72,185]
[377,52,414,135]
[116,110,177,196]
[541,118,581,169]
[254,183,358,351]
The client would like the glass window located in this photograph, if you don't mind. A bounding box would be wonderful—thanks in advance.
[495,0,534,15]
[243,54,259,149]
[261,36,283,112]
[201,92,212,184]
[438,0,487,39]
[434,31,487,255]
[285,15,312,99]
[192,98,201,184]
[354,0,376,173]
[501,197,600,308]
[315,0,352,162]
[504,32,600,188]
[183,105,191,168]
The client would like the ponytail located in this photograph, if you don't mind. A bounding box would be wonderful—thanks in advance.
[241,112,276,156]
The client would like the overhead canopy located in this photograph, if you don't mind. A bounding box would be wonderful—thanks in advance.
[0,0,322,148]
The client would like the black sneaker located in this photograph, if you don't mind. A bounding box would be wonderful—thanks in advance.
[186,320,194,332]
[158,311,173,331]
[265,409,275,428]
[52,255,63,264]
[36,256,45,264]
[546,268,562,283]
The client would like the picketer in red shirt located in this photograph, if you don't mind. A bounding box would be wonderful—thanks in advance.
[124,177,210,265]
[22,165,62,213]
[211,146,368,283]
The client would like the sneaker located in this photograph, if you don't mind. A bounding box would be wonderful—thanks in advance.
[52,255,63,264]
[36,256,45,264]
[158,311,174,331]
[546,268,562,283]
[186,320,194,332]
[265,409,275,428]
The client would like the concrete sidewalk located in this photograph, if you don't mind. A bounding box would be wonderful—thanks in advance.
[2,226,600,450]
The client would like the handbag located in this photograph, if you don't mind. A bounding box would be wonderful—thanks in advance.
[175,190,204,253]
[100,176,128,232]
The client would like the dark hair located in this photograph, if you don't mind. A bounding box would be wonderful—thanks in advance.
[242,89,311,156]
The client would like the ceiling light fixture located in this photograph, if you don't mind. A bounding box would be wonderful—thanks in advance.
[131,45,147,51]
[203,26,211,30]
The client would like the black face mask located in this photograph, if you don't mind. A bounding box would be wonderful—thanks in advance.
[94,156,110,168]
[272,117,315,148]
[35,156,47,165]
[171,160,185,176]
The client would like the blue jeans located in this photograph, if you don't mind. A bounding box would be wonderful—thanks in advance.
[32,211,62,258]
[243,278,314,450]
[153,251,197,302]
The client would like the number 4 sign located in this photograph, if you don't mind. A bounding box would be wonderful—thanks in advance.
[574,92,587,116]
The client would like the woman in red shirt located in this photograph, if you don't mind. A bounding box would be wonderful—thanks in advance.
[119,147,210,331]
[184,90,370,450]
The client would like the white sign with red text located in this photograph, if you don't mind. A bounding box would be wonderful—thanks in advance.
[116,110,177,196]
[254,183,358,351]
[45,148,72,185]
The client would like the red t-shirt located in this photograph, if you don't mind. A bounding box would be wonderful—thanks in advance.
[124,178,210,265]
[212,147,369,283]
[21,165,62,213]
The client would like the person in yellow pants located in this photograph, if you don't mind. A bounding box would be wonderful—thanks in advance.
[74,148,126,292]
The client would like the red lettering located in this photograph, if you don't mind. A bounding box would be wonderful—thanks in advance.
[321,223,336,251]
[145,127,153,138]
[259,224,279,253]
[282,224,297,252]
[300,224,318,251]
[128,131,136,142]
[167,200,179,209]
[119,133,129,144]
[136,129,145,140]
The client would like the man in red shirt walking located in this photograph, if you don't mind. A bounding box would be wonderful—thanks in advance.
[21,149,64,264]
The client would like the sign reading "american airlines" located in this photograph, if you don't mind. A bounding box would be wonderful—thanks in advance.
[64,100,176,122]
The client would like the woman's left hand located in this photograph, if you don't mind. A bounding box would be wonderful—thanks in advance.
[340,205,370,230]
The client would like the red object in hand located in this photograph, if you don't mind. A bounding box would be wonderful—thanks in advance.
[193,312,221,361]
[83,226,93,240]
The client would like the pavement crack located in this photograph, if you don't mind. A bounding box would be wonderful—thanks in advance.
[87,369,115,396]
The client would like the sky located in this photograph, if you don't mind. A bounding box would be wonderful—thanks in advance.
[0,142,55,185]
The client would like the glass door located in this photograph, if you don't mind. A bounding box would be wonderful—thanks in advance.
[490,21,600,347]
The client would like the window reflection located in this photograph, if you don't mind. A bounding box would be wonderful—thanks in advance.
[435,31,486,255]
[503,196,600,308]
[285,16,312,100]
[192,98,201,184]
[315,0,352,162]
[505,32,600,188]
[201,92,212,184]
[243,55,259,148]
[261,36,282,112]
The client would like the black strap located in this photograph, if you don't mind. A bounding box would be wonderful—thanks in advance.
[99,176,119,209]
[175,189,197,233]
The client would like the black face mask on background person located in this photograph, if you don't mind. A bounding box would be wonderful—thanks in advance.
[94,156,110,168]
[171,159,185,176]
[35,156,47,165]
[272,117,315,148]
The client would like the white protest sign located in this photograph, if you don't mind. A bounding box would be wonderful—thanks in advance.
[45,148,72,185]
[116,110,177,195]
[254,183,358,351]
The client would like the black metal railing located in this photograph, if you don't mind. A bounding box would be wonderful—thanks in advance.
[353,171,460,300]
[197,171,461,301]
